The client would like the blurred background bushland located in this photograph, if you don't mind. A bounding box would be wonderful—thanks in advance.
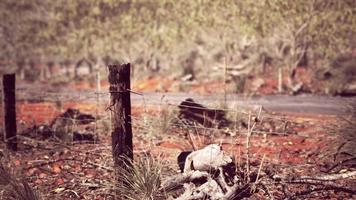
[0,0,355,93]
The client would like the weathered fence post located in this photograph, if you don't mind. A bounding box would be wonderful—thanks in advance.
[278,67,283,93]
[108,64,133,169]
[94,70,101,143]
[2,74,17,151]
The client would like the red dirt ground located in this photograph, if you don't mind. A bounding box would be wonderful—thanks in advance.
[0,68,354,199]
[2,101,351,199]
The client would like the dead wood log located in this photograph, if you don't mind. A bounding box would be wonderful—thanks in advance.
[161,171,210,193]
[162,144,259,199]
[161,170,254,200]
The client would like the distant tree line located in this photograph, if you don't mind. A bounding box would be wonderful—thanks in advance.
[0,0,354,83]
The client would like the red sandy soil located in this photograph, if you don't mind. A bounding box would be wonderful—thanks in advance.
[1,99,353,199]
[0,68,353,199]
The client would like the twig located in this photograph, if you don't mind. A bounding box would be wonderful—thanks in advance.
[325,156,356,173]
[255,154,266,184]
[187,129,198,151]
[289,185,356,200]
[298,170,356,181]
[246,112,252,182]
[245,106,262,182]
[273,171,356,192]
[258,182,275,200]
[24,157,113,172]
[160,171,210,193]
[250,154,266,194]
[224,56,228,107]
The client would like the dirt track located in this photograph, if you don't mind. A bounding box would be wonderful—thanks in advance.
[132,92,355,116]
[9,84,356,116]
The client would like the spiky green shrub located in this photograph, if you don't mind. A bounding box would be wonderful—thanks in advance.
[116,157,166,200]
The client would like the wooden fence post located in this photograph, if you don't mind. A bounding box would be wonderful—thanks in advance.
[108,63,133,169]
[2,74,17,151]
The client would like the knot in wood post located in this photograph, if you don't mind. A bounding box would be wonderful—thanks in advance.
[108,63,133,169]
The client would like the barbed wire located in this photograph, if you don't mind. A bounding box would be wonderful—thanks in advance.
[0,87,335,137]
[130,116,291,136]
[1,89,266,110]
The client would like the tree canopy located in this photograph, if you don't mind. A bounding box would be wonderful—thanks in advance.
[0,0,354,72]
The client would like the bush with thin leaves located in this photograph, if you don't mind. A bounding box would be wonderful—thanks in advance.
[116,156,166,200]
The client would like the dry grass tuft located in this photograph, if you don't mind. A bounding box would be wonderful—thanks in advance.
[0,164,41,200]
[115,156,166,200]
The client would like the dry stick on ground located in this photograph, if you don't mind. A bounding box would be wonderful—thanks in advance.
[252,154,266,193]
[17,135,110,158]
[161,170,252,200]
[299,170,356,181]
[224,56,228,107]
[286,182,356,200]
[326,156,356,172]
[273,170,356,182]
[161,144,245,199]
[233,105,243,171]
[162,142,278,199]
[246,112,252,182]
[187,129,198,151]
[290,185,355,200]
[160,171,211,193]
[245,106,262,183]
[23,157,113,172]
[273,171,356,198]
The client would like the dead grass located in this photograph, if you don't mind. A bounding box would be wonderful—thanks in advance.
[115,156,166,200]
[0,163,41,200]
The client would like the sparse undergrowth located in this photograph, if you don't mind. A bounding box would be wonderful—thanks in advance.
[0,96,355,199]
[0,163,41,200]
[115,156,166,200]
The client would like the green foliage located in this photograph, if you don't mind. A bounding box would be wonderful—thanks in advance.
[0,0,53,61]
[0,0,354,76]
[239,0,356,60]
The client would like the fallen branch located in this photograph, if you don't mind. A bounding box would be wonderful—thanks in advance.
[24,157,113,172]
[273,171,356,182]
[299,170,356,181]
[161,171,210,192]
[325,156,356,172]
[288,185,356,200]
[273,171,356,197]
[161,144,263,199]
